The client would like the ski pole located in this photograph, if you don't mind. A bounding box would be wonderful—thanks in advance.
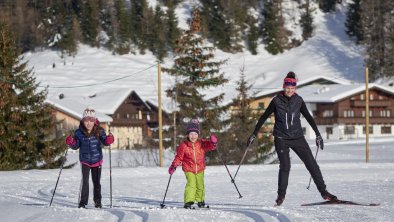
[306,144,320,190]
[78,163,82,205]
[216,147,243,198]
[107,122,113,208]
[160,174,172,208]
[49,147,69,207]
[233,143,252,181]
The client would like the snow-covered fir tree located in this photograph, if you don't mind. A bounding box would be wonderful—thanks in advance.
[0,22,66,170]
[163,9,228,155]
[219,66,274,164]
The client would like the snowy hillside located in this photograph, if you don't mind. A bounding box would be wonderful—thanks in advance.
[24,0,365,111]
[1,138,393,222]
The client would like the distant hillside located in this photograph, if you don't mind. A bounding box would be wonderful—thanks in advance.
[24,0,379,112]
[3,0,394,80]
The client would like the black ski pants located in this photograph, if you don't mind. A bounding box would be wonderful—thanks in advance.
[274,137,326,197]
[80,164,102,205]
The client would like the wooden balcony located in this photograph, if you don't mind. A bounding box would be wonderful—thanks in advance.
[315,117,394,125]
[350,100,391,107]
[111,119,146,127]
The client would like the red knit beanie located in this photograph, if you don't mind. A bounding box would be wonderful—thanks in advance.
[283,71,297,88]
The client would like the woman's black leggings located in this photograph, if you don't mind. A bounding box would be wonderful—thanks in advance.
[274,137,326,197]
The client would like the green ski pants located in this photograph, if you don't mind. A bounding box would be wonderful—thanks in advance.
[184,172,205,203]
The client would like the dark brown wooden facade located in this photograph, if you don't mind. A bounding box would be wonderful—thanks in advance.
[314,89,394,125]
[110,91,170,137]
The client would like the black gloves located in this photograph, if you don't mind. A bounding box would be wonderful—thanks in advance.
[316,135,324,150]
[247,134,256,147]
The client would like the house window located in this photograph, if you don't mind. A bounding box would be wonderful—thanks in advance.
[117,113,120,119]
[326,127,333,135]
[126,114,130,119]
[258,102,265,109]
[369,110,373,117]
[370,94,374,100]
[363,126,373,134]
[380,110,391,117]
[360,94,364,100]
[147,114,151,121]
[343,110,354,117]
[139,110,142,119]
[344,125,355,135]
[381,126,391,134]
[323,110,333,117]
[378,95,383,100]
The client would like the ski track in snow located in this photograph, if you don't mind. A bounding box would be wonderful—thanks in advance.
[2,143,394,222]
[2,138,394,221]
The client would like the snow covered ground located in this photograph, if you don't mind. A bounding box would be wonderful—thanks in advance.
[1,138,393,222]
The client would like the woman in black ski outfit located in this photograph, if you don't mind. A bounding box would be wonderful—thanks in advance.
[247,72,337,206]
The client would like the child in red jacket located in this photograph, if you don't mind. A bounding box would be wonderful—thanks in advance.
[168,119,217,209]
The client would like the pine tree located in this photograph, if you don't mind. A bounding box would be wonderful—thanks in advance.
[219,67,274,164]
[261,0,289,55]
[201,0,233,52]
[57,12,79,56]
[0,22,66,170]
[43,1,68,50]
[386,26,394,78]
[130,0,150,53]
[97,0,114,48]
[114,0,132,54]
[140,6,156,55]
[164,3,181,50]
[163,9,228,157]
[151,6,167,61]
[246,14,259,55]
[362,0,387,80]
[79,0,99,47]
[345,0,363,44]
[299,0,314,41]
[317,0,338,13]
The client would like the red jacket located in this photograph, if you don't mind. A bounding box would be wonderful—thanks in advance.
[171,139,217,174]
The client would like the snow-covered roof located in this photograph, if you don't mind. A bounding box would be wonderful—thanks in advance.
[78,88,134,114]
[297,83,394,103]
[48,87,152,115]
[254,76,351,99]
[46,96,112,122]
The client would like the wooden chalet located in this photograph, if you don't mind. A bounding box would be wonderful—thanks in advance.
[298,84,394,140]
[47,88,169,149]
[46,95,112,133]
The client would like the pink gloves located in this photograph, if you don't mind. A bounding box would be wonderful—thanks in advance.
[210,134,217,146]
[65,135,76,146]
[105,133,114,145]
[168,165,176,175]
[210,134,217,143]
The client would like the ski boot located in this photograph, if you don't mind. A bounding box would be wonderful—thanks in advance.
[95,201,102,208]
[78,202,86,208]
[184,202,194,209]
[275,195,285,206]
[321,191,338,201]
[197,201,209,208]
